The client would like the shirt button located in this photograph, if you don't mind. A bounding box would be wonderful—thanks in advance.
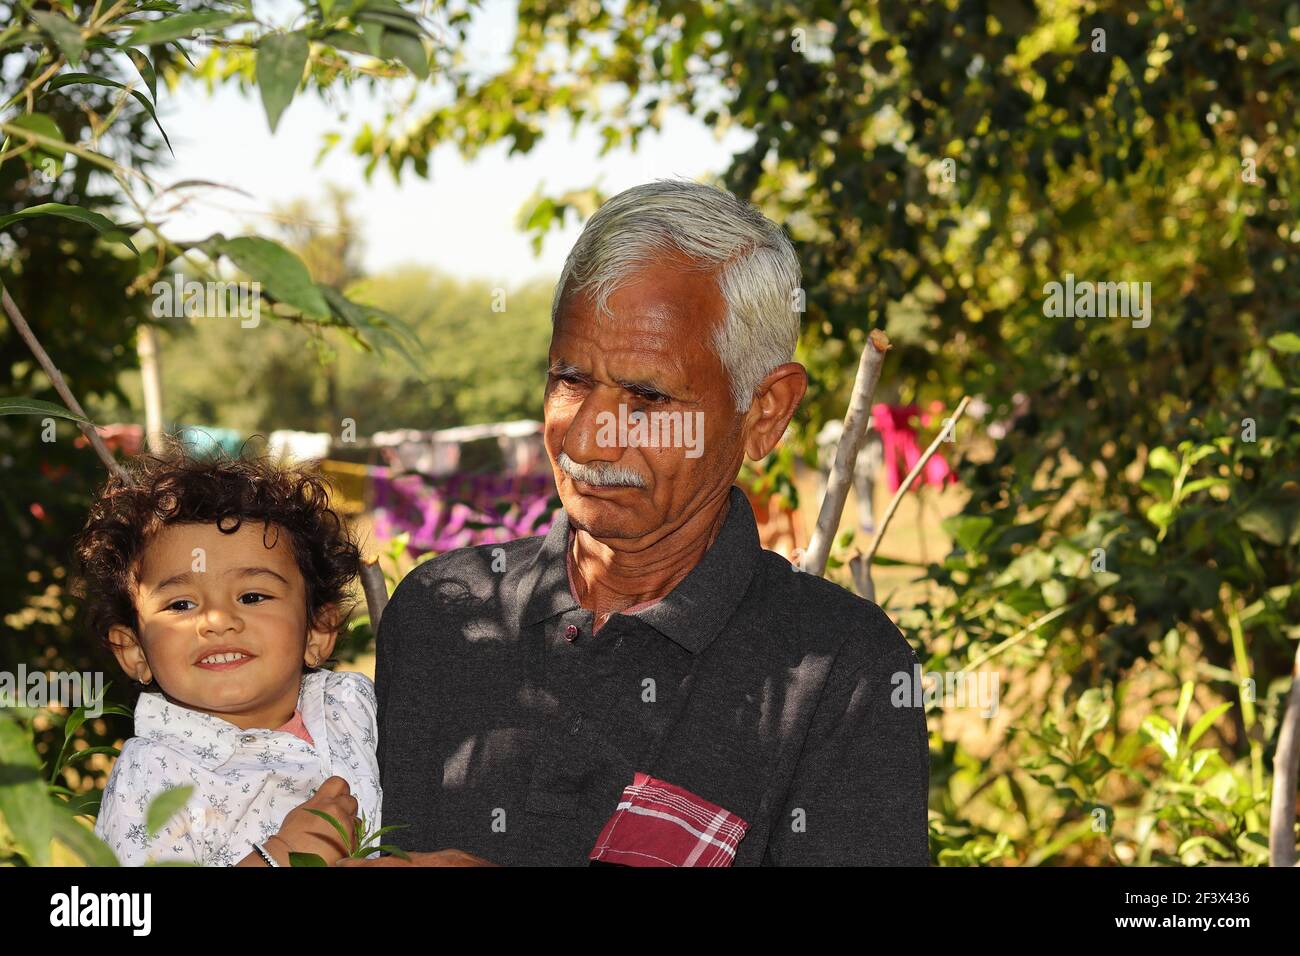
[240,734,256,744]
[564,624,579,642]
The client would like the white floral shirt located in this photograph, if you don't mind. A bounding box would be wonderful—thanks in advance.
[94,669,382,866]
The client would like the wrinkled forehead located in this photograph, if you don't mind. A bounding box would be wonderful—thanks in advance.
[551,264,728,377]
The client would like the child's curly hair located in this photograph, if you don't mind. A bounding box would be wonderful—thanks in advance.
[72,449,361,652]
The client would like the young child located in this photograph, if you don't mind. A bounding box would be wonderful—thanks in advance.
[75,450,382,866]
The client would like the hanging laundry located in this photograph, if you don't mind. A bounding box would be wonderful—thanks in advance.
[73,423,144,456]
[316,459,382,516]
[267,430,332,464]
[370,469,558,555]
[371,429,461,476]
[871,403,958,493]
[174,425,246,459]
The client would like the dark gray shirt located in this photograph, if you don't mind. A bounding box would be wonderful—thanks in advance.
[374,484,929,865]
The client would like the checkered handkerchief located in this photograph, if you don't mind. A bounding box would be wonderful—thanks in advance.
[589,771,750,867]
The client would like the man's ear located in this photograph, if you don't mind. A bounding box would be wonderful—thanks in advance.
[108,624,152,684]
[305,604,341,667]
[742,362,808,461]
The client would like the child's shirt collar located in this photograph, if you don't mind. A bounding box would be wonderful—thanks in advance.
[133,669,331,773]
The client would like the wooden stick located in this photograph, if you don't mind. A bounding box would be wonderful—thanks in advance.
[359,556,389,634]
[799,329,890,577]
[1269,639,1300,866]
[1,284,130,482]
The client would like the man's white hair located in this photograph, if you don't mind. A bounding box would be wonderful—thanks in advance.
[551,179,801,412]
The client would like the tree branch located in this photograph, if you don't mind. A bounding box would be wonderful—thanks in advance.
[799,328,890,577]
[1,284,129,482]
[1269,638,1300,866]
[849,395,970,601]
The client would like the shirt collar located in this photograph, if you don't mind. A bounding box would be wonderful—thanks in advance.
[520,484,762,655]
[134,669,330,770]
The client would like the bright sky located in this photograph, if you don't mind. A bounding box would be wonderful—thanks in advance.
[151,0,753,285]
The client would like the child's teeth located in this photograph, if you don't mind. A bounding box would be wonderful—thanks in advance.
[203,652,247,663]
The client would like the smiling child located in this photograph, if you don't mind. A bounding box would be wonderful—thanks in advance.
[76,451,382,866]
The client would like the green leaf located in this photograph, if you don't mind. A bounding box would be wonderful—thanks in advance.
[1187,702,1233,748]
[126,47,158,100]
[0,202,138,253]
[0,397,90,422]
[62,746,121,766]
[359,19,384,57]
[2,112,65,177]
[1076,688,1110,740]
[31,11,85,66]
[202,236,330,320]
[1145,501,1174,531]
[1041,579,1068,608]
[257,30,310,133]
[44,73,171,154]
[50,798,118,866]
[0,714,53,866]
[1181,476,1228,497]
[1141,714,1178,761]
[941,514,994,553]
[1237,501,1300,547]
[1267,332,1300,354]
[64,789,103,819]
[145,784,194,838]
[319,30,373,57]
[1147,446,1179,475]
[304,807,354,852]
[380,30,428,78]
[1177,835,1232,861]
[121,10,250,47]
[289,851,328,866]
[49,702,88,782]
[320,284,427,377]
[1174,680,1194,736]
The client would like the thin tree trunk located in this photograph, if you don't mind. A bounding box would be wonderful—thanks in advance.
[137,324,165,452]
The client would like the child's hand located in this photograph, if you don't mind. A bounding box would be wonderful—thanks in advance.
[271,776,359,865]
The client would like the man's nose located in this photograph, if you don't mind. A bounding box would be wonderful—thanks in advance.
[562,385,627,465]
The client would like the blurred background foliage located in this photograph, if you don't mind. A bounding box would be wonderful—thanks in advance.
[2,0,1299,865]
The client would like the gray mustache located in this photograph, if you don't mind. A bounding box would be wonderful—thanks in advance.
[557,452,647,488]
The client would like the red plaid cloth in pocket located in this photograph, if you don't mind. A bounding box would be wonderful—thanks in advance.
[589,771,750,867]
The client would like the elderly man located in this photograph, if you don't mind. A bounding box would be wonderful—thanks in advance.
[358,180,929,867]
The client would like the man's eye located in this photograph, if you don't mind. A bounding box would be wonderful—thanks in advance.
[239,593,271,605]
[165,599,196,612]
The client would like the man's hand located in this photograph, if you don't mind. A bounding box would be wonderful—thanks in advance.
[333,848,498,867]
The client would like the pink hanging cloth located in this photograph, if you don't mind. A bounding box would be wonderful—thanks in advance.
[871,402,958,493]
